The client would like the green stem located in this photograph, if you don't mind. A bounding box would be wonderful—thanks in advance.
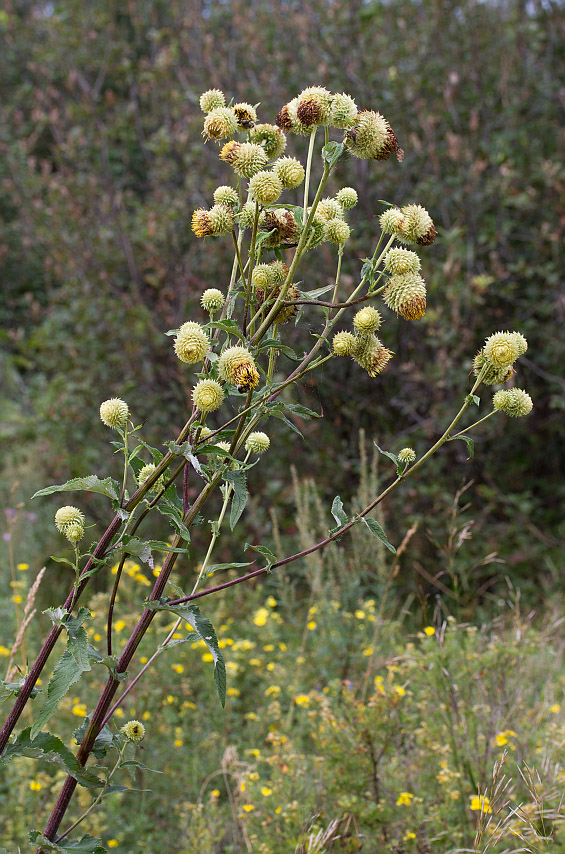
[448,410,497,440]
[303,128,317,223]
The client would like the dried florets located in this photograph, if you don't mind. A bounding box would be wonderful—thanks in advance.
[233,102,257,129]
[353,306,382,334]
[260,209,299,247]
[484,331,521,369]
[296,86,333,127]
[336,187,358,211]
[324,218,351,244]
[493,388,533,417]
[384,248,421,275]
[218,346,260,390]
[220,141,269,178]
[249,124,287,159]
[100,398,129,429]
[55,506,85,534]
[192,204,235,238]
[202,107,238,141]
[345,110,403,162]
[174,321,209,364]
[272,157,305,189]
[245,432,270,454]
[254,284,298,324]
[352,334,393,377]
[201,288,225,313]
[248,170,283,206]
[383,273,427,320]
[199,89,225,113]
[192,379,224,412]
[330,93,358,129]
[213,185,239,207]
[332,331,357,356]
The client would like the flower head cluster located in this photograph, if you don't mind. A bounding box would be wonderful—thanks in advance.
[276,88,359,134]
[55,506,85,543]
[100,398,129,430]
[472,350,514,385]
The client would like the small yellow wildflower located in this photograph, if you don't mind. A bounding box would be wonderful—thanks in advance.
[174,739,183,747]
[115,708,124,718]
[393,685,406,697]
[202,652,214,663]
[294,694,310,706]
[211,789,220,798]
[266,662,275,672]
[279,642,287,651]
[246,711,258,720]
[470,795,492,813]
[17,563,29,571]
[261,786,273,797]
[307,620,317,631]
[403,832,416,841]
[424,626,435,636]
[142,711,151,720]
[171,663,184,674]
[396,792,414,806]
[253,607,269,627]
[114,620,126,632]
[152,566,161,577]
[355,609,366,619]
[550,704,561,714]
[266,595,277,608]
[0,646,11,657]
[11,595,22,604]
[265,686,281,697]
[263,644,275,651]
[362,645,374,656]
[249,658,262,666]
[107,841,119,849]
[30,780,42,792]
[242,804,255,813]
[227,687,241,697]
[140,656,148,664]
[72,704,87,717]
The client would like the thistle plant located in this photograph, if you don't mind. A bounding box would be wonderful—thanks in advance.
[0,86,534,854]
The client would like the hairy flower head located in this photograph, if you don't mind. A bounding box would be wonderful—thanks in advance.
[252,263,277,289]
[272,157,305,189]
[398,448,416,465]
[332,331,356,356]
[55,506,85,534]
[192,379,224,413]
[345,110,403,161]
[484,331,520,369]
[245,432,270,454]
[317,198,344,222]
[201,288,225,313]
[237,202,257,230]
[336,187,358,210]
[192,204,234,238]
[472,350,514,385]
[220,141,268,178]
[202,106,238,141]
[383,273,427,320]
[218,346,260,389]
[64,522,84,544]
[174,321,209,364]
[354,306,382,334]
[384,248,421,275]
[121,720,145,743]
[379,207,405,235]
[213,185,239,208]
[493,388,533,417]
[137,463,166,494]
[100,398,129,429]
[330,93,358,129]
[249,124,287,159]
[324,218,351,244]
[199,89,225,113]
[398,204,436,245]
[248,170,283,205]
[510,331,528,356]
[233,102,257,129]
[353,334,393,377]
[296,86,333,127]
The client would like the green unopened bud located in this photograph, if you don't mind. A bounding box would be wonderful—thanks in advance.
[353,306,382,334]
[203,107,238,141]
[174,321,209,364]
[192,379,224,413]
[272,157,305,189]
[324,218,351,244]
[248,171,283,206]
[55,506,85,534]
[484,332,520,369]
[332,331,356,356]
[336,187,358,211]
[493,388,533,417]
[121,720,145,743]
[100,398,129,429]
[201,289,225,313]
[238,202,257,230]
[245,432,270,454]
[199,89,225,113]
[64,522,84,543]
[213,185,239,207]
[398,448,416,465]
[317,198,344,222]
[379,207,405,235]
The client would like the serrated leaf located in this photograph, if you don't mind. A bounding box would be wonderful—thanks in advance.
[257,338,300,361]
[204,561,251,577]
[4,729,103,789]
[374,443,400,467]
[49,555,77,568]
[321,141,344,168]
[206,319,245,340]
[120,759,163,773]
[30,649,91,740]
[362,517,397,554]
[155,501,192,541]
[331,495,349,528]
[121,536,152,565]
[32,476,120,502]
[165,441,209,481]
[29,831,106,853]
[245,542,277,568]
[224,469,248,530]
[0,678,41,703]
[452,434,475,460]
[282,402,320,419]
[145,601,226,706]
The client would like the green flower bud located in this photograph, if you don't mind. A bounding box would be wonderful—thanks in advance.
[220,141,269,178]
[137,463,166,494]
[55,506,85,534]
[213,185,239,207]
[174,321,209,364]
[251,263,276,289]
[383,273,427,320]
[352,334,394,377]
[510,331,528,356]
[197,426,213,440]
[192,379,224,413]
[484,331,520,369]
[100,398,129,429]
[330,93,358,129]
[493,388,533,417]
[233,102,257,129]
[269,260,289,284]
[248,171,283,206]
[64,522,84,543]
[398,448,416,464]
[379,207,405,235]
[272,157,305,189]
[324,218,351,244]
[199,89,225,113]
[317,198,344,222]
[345,110,403,161]
[237,202,257,230]
[201,289,225,313]
[245,432,270,454]
[353,306,382,334]
[384,248,421,275]
[202,107,238,141]
[332,331,356,356]
[121,720,145,743]
[398,204,436,245]
[249,124,287,159]
[218,346,260,390]
[336,187,358,211]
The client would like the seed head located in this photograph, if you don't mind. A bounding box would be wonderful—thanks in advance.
[398,204,436,245]
[493,388,533,417]
[472,350,514,385]
[174,321,209,364]
[218,346,260,389]
[330,93,358,129]
[55,506,85,534]
[332,331,356,356]
[233,102,257,129]
[220,141,268,178]
[100,398,129,429]
[203,107,238,141]
[213,185,239,207]
[336,187,358,211]
[272,157,305,189]
[484,331,520,369]
[324,218,351,244]
[199,89,225,113]
[398,448,416,464]
[269,260,289,284]
[248,170,283,206]
[296,86,333,127]
[317,198,344,222]
[353,306,382,334]
[383,273,427,320]
[201,288,225,313]
[345,110,403,161]
[121,720,145,743]
[276,98,312,136]
[260,209,299,247]
[245,432,270,454]
[303,209,326,250]
[249,124,287,159]
[192,379,224,413]
[379,207,405,235]
[384,248,421,275]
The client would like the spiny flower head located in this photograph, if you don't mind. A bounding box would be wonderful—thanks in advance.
[510,331,528,356]
[192,379,224,412]
[55,506,85,534]
[472,350,514,385]
[220,141,268,178]
[201,288,225,313]
[353,306,382,334]
[398,204,436,245]
[324,218,351,244]
[245,432,270,454]
[352,334,393,377]
[272,157,305,189]
[330,93,358,129]
[64,522,84,544]
[249,124,287,159]
[121,720,145,743]
[383,273,427,320]
[332,330,356,356]
[336,187,358,210]
[100,398,129,429]
[199,89,225,113]
[493,388,533,417]
[237,202,257,230]
[303,209,327,250]
[218,346,260,389]
[248,170,283,205]
[260,209,299,247]
[398,448,416,465]
[484,331,521,369]
[384,247,421,275]
[345,110,403,162]
[191,205,234,238]
[202,106,238,141]
[268,260,289,284]
[137,463,166,493]
[252,263,277,289]
[379,207,405,235]
[296,86,333,127]
[317,198,344,222]
[233,102,257,129]
[174,321,209,364]
[213,185,239,207]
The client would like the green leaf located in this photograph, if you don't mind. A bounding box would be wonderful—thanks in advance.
[257,338,300,361]
[29,831,106,853]
[120,758,163,773]
[224,469,248,530]
[321,141,344,168]
[374,443,400,467]
[331,496,349,528]
[281,402,320,419]
[145,601,226,707]
[4,729,103,789]
[155,499,192,541]
[32,476,120,502]
[0,678,41,703]
[298,283,335,300]
[269,410,304,440]
[452,434,475,460]
[362,517,397,554]
[73,717,116,759]
[466,393,481,407]
[121,536,152,565]
[203,561,251,578]
[206,319,244,340]
[30,648,91,740]
[245,542,277,569]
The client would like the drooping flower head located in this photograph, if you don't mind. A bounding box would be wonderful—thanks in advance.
[192,379,224,412]
[218,346,260,391]
[100,398,129,429]
[174,321,209,364]
[383,273,427,320]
